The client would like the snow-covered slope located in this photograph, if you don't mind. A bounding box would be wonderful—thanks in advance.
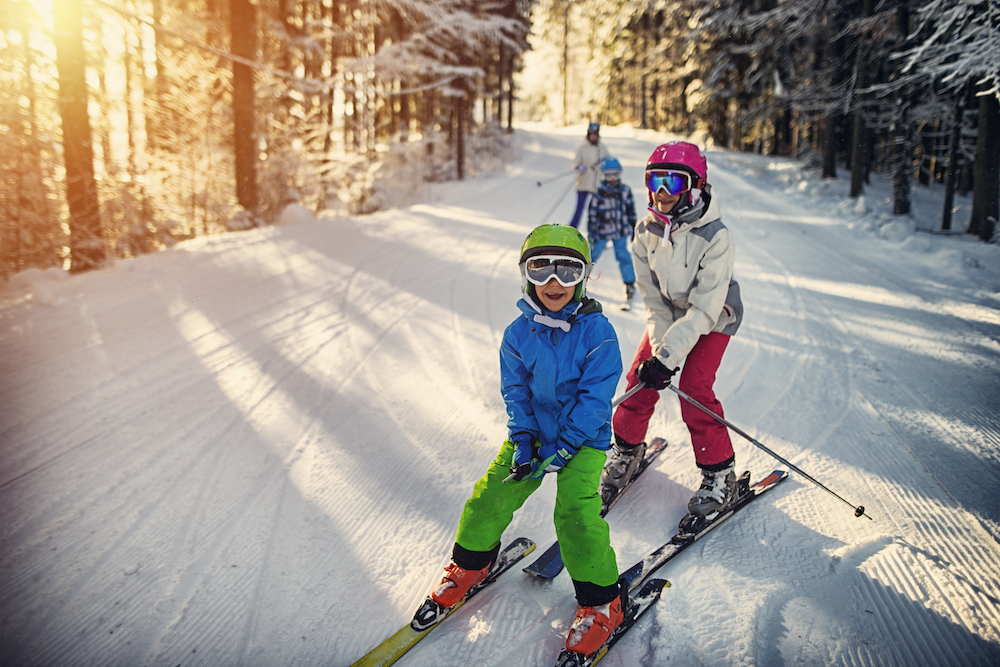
[1,125,998,666]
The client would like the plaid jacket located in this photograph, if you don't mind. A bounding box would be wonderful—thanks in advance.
[587,181,637,241]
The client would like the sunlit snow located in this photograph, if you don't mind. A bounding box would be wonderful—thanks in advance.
[1,123,998,666]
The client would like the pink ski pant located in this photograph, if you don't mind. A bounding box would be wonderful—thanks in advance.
[613,330,735,468]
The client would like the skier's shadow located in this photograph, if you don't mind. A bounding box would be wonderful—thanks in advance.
[604,468,701,564]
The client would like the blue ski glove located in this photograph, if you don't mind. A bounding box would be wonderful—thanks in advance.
[636,356,676,391]
[528,438,579,479]
[508,432,539,482]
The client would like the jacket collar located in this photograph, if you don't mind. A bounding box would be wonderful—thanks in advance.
[518,295,601,332]
[646,195,722,234]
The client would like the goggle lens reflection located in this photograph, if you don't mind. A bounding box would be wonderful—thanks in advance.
[646,170,693,195]
[524,255,587,287]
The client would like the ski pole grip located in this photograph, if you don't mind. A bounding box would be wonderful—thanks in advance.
[505,462,533,483]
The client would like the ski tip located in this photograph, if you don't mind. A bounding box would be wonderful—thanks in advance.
[755,470,788,486]
[648,436,668,451]
[504,537,537,560]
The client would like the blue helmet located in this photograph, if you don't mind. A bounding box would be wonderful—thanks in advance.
[587,122,600,135]
[599,157,621,172]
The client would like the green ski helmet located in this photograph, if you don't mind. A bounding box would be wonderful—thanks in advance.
[518,224,592,302]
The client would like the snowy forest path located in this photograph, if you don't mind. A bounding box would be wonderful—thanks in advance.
[0,126,997,667]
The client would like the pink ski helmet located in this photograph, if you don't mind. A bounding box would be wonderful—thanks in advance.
[645,141,708,186]
[644,141,710,218]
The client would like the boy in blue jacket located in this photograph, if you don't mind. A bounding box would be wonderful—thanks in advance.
[413,224,625,656]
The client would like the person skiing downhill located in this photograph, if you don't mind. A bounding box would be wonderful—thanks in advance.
[418,224,627,655]
[603,141,744,529]
[568,123,610,229]
[587,157,637,306]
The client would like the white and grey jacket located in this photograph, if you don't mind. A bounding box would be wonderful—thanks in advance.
[631,197,743,370]
[572,141,610,193]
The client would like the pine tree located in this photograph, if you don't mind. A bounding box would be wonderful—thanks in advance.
[53,0,106,272]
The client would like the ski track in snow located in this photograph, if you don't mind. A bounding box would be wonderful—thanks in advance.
[709,161,1000,666]
[1,126,998,666]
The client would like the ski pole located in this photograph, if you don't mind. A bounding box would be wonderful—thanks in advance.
[536,169,577,187]
[537,177,577,224]
[665,384,872,520]
[612,382,645,408]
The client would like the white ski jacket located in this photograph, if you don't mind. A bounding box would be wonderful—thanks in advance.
[572,141,610,193]
[631,196,743,370]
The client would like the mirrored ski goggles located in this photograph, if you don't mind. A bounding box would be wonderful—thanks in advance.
[646,170,694,195]
[523,255,588,287]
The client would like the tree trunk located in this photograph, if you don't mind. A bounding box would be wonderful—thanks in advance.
[455,93,466,180]
[891,96,912,216]
[506,52,515,132]
[941,83,967,232]
[53,0,105,272]
[891,0,911,216]
[561,9,569,126]
[10,20,58,273]
[149,0,179,153]
[969,90,999,242]
[850,0,874,197]
[231,0,258,213]
[821,115,837,178]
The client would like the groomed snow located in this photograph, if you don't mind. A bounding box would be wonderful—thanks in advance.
[1,124,998,666]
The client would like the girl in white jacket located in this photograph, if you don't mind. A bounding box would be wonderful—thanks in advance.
[602,141,744,529]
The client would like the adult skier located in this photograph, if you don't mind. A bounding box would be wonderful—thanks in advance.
[568,122,610,229]
[603,141,744,528]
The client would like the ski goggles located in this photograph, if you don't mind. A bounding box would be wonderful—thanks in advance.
[646,169,694,195]
[523,255,588,287]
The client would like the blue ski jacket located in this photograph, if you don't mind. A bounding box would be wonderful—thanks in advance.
[500,295,622,454]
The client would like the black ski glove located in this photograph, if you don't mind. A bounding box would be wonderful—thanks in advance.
[636,356,676,391]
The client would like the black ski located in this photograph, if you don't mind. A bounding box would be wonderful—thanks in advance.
[523,437,668,579]
[553,578,669,667]
[350,537,536,667]
[622,470,788,593]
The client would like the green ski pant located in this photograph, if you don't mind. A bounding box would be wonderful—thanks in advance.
[455,439,619,588]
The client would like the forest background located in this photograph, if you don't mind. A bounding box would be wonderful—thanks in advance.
[1,0,998,280]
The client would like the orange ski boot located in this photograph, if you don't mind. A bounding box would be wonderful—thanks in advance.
[565,592,625,655]
[430,561,492,608]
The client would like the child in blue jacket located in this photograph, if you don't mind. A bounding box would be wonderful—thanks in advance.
[413,224,626,656]
[587,157,637,304]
